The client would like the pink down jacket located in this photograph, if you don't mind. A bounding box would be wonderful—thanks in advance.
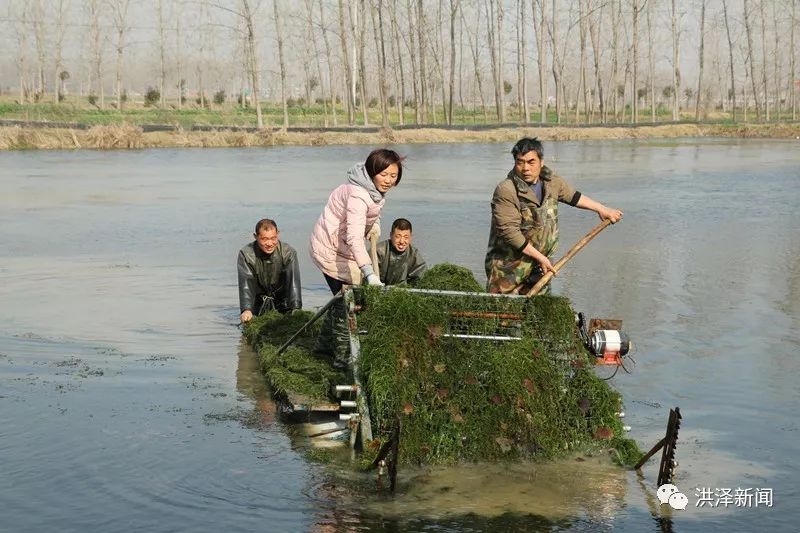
[309,182,384,284]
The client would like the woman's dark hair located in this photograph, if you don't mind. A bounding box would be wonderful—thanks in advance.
[365,148,404,185]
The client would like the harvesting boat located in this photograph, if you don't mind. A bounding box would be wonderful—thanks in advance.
[243,263,641,489]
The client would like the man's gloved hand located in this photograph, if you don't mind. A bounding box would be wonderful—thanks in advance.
[359,264,384,286]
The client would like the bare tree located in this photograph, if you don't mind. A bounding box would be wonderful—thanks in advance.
[792,0,797,120]
[417,0,429,122]
[12,0,31,103]
[352,0,369,125]
[588,0,605,123]
[32,0,47,99]
[449,0,460,124]
[389,0,406,125]
[157,0,167,107]
[318,0,338,125]
[759,0,769,120]
[337,0,356,124]
[406,0,420,123]
[532,0,547,122]
[109,0,131,109]
[273,0,289,130]
[610,0,620,120]
[370,0,390,128]
[52,0,69,104]
[743,0,761,120]
[647,0,657,122]
[632,0,646,123]
[670,0,681,121]
[549,0,560,122]
[464,2,488,122]
[722,0,737,120]
[240,0,264,127]
[175,1,183,110]
[486,0,505,122]
[305,0,329,126]
[575,0,588,123]
[695,0,706,120]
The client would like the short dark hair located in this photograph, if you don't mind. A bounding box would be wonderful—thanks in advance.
[254,218,278,234]
[511,137,544,160]
[391,218,413,233]
[365,148,404,185]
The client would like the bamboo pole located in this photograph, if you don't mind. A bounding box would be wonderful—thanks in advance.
[524,219,613,297]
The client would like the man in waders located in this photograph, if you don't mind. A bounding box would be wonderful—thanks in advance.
[376,218,428,286]
[237,218,302,322]
[485,137,623,294]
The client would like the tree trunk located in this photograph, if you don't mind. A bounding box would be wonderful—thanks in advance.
[337,0,355,124]
[390,0,406,125]
[53,0,67,104]
[532,0,547,123]
[792,0,797,120]
[759,0,769,121]
[417,0,428,123]
[722,0,737,121]
[588,0,604,123]
[176,4,182,110]
[406,0,420,123]
[549,0,562,123]
[743,0,761,120]
[305,0,329,126]
[370,0,390,128]
[111,0,131,110]
[670,0,680,121]
[695,0,706,121]
[647,0,656,122]
[464,4,488,122]
[353,0,369,126]
[273,0,289,131]
[449,0,459,125]
[610,0,619,121]
[158,0,167,107]
[319,0,338,125]
[575,0,588,124]
[14,1,30,103]
[771,2,781,118]
[632,0,640,123]
[33,0,46,99]
[241,0,263,128]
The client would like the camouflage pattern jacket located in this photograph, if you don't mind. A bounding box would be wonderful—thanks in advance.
[237,240,302,314]
[376,240,428,286]
[484,167,581,293]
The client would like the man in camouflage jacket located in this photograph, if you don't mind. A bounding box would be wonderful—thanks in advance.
[485,138,623,294]
[237,218,302,322]
[376,218,427,286]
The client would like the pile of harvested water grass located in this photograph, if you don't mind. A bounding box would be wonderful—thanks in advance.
[244,310,347,402]
[357,264,641,466]
[413,263,483,292]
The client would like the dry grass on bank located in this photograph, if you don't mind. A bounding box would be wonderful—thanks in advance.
[1,122,798,151]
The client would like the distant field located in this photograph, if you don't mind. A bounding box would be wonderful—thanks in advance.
[3,94,792,130]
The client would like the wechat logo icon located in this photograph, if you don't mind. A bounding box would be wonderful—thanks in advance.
[657,483,688,510]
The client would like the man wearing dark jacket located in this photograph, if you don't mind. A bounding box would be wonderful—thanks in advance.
[376,218,427,286]
[237,218,302,322]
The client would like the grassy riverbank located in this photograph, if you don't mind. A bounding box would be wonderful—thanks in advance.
[1,121,799,150]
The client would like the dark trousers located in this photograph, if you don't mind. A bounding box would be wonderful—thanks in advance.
[315,274,349,368]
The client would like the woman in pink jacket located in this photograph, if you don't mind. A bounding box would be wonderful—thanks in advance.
[309,148,404,366]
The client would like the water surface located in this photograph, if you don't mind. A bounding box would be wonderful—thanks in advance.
[1,139,798,531]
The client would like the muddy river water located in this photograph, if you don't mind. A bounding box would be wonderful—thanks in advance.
[1,139,798,532]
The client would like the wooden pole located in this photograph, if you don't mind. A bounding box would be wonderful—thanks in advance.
[524,219,613,297]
